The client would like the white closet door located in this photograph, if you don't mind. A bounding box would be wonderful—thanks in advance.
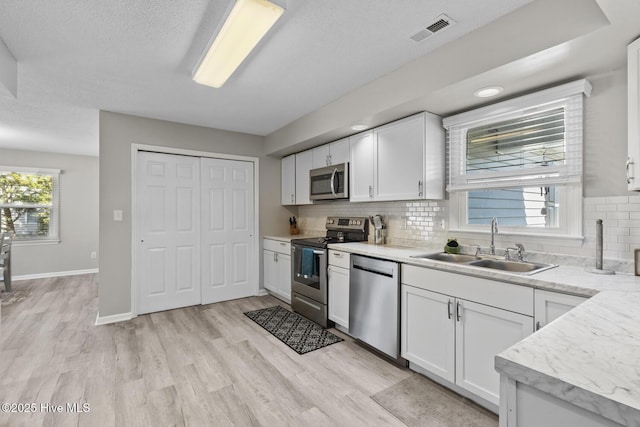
[136,151,201,314]
[200,158,256,304]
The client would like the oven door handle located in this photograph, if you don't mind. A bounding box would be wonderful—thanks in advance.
[313,250,325,255]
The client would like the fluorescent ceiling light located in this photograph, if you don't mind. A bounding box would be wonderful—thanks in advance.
[351,124,368,131]
[474,86,504,98]
[193,0,284,88]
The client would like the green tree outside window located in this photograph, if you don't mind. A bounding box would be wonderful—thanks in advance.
[0,172,54,239]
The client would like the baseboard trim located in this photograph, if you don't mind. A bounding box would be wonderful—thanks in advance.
[13,268,99,281]
[257,289,269,296]
[95,311,133,326]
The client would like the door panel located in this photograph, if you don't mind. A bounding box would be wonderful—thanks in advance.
[136,151,201,314]
[401,285,455,382]
[455,299,533,405]
[201,158,255,304]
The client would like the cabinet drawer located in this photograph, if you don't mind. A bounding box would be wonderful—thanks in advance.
[328,250,350,268]
[263,238,290,254]
[402,264,533,316]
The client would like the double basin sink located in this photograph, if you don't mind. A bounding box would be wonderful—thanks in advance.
[411,252,558,275]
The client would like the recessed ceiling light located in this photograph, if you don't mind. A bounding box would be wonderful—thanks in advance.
[474,86,504,98]
[351,124,368,131]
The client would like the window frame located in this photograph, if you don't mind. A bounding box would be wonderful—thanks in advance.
[444,80,591,239]
[0,166,61,244]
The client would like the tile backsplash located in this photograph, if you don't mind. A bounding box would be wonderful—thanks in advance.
[297,195,640,274]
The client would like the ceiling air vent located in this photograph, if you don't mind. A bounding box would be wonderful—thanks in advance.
[410,14,456,43]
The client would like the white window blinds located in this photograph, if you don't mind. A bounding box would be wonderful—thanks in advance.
[444,80,591,192]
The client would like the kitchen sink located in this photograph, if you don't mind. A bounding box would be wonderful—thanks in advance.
[468,259,557,275]
[411,252,481,263]
[411,252,557,275]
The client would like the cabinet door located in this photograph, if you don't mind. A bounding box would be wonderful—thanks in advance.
[329,138,350,165]
[628,37,640,191]
[281,155,296,205]
[349,131,375,202]
[295,150,313,205]
[263,249,276,292]
[455,299,534,406]
[328,266,350,328]
[401,285,455,382]
[276,252,291,302]
[312,144,331,169]
[375,114,425,201]
[534,290,586,330]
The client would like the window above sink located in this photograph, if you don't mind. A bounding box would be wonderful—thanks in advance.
[444,80,591,239]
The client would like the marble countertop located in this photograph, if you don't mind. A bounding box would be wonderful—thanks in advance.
[496,291,640,425]
[328,242,640,297]
[327,241,640,425]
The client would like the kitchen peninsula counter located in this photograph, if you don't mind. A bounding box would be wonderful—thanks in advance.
[327,241,640,426]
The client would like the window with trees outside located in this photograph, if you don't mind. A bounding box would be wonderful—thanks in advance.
[444,80,591,238]
[0,167,60,242]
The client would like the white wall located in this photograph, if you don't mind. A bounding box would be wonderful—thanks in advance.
[0,148,98,276]
[295,68,636,270]
[98,111,290,318]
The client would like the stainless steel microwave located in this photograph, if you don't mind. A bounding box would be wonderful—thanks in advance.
[309,163,349,200]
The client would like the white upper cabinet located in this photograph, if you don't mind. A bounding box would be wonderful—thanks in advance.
[281,154,296,205]
[295,149,313,205]
[628,37,640,190]
[350,112,444,202]
[312,137,350,169]
[329,138,350,165]
[349,131,375,201]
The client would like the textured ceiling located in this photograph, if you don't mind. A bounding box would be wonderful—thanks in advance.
[0,0,532,156]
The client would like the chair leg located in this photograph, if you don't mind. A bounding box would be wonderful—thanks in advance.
[3,255,11,292]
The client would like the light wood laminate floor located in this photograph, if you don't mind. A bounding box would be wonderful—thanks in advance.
[0,275,497,426]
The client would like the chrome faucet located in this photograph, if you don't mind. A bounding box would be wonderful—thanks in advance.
[490,217,498,255]
[505,243,526,261]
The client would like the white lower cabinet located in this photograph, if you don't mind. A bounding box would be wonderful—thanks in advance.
[455,299,533,405]
[263,239,291,302]
[401,265,534,407]
[401,286,455,382]
[328,250,350,329]
[534,289,587,331]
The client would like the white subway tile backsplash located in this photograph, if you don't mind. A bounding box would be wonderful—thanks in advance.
[606,212,630,220]
[296,195,640,271]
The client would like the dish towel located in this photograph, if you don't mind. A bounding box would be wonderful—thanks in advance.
[300,247,316,278]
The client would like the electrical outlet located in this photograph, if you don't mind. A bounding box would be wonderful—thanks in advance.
[91,251,97,259]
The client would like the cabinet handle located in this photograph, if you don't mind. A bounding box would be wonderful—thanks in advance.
[327,154,332,166]
[279,242,286,246]
[627,157,634,184]
[418,180,423,197]
[456,301,462,322]
[447,299,453,319]
[333,253,343,258]
[368,185,373,197]
[536,321,542,331]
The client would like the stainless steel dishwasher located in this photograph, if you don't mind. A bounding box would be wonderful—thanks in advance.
[349,254,402,361]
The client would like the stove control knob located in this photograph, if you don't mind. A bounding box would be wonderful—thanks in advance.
[356,220,361,225]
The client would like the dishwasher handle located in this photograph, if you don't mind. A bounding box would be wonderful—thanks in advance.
[351,256,396,278]
[352,263,394,278]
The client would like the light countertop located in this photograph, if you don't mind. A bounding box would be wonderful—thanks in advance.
[327,242,640,297]
[496,291,640,426]
[325,241,640,425]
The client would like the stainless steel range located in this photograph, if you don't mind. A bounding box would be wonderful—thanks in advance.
[290,216,368,327]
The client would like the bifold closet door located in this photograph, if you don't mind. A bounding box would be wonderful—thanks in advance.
[200,158,255,304]
[135,151,201,314]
